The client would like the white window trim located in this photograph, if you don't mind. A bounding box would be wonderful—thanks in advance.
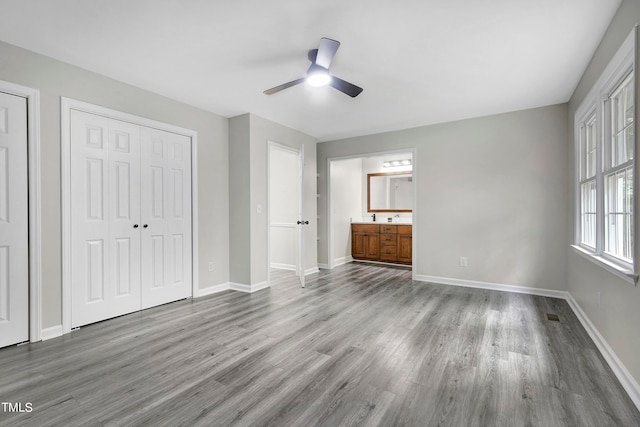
[574,26,639,286]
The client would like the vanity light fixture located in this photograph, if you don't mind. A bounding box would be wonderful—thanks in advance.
[383,159,412,168]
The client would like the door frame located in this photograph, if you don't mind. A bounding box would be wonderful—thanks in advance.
[267,141,304,286]
[61,97,199,334]
[0,79,42,342]
[326,148,417,280]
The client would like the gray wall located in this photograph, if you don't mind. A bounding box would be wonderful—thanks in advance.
[318,104,569,290]
[0,41,230,329]
[229,113,317,286]
[229,114,252,285]
[567,0,640,384]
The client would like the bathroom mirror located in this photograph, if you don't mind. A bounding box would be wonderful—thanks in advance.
[367,172,413,212]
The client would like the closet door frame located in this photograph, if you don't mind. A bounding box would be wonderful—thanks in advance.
[61,97,199,334]
[0,79,42,343]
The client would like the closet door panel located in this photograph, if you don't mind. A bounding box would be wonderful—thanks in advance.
[70,111,141,327]
[0,92,29,347]
[108,119,141,304]
[140,127,191,308]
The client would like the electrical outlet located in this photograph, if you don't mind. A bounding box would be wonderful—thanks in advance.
[459,256,468,267]
[208,262,215,272]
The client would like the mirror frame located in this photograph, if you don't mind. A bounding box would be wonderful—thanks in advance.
[367,171,413,213]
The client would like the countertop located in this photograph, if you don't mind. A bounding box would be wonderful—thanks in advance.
[351,221,412,225]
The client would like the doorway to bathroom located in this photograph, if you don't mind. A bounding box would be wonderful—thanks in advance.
[327,150,416,276]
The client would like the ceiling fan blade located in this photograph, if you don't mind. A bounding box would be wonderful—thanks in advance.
[308,49,318,63]
[329,76,363,98]
[263,78,305,95]
[315,38,340,69]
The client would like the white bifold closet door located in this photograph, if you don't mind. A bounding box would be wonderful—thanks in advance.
[70,110,191,328]
[140,126,192,309]
[0,92,29,347]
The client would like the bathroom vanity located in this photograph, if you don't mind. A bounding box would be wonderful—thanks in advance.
[351,223,412,265]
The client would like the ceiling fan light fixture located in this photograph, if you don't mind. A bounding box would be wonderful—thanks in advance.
[263,38,362,97]
[306,71,332,87]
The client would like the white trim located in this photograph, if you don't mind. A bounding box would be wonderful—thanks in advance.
[414,274,569,299]
[333,256,354,267]
[566,293,640,410]
[61,99,71,333]
[230,281,270,293]
[40,325,63,341]
[305,266,320,275]
[0,80,42,343]
[60,97,199,334]
[193,283,231,298]
[271,263,297,271]
[191,131,199,302]
[571,245,637,284]
[318,263,330,269]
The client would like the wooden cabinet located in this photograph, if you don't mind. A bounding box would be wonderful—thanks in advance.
[351,224,380,260]
[351,224,412,265]
[398,225,412,263]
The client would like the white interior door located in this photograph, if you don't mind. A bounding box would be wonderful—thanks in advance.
[140,127,192,308]
[297,145,306,288]
[0,92,29,347]
[70,111,142,327]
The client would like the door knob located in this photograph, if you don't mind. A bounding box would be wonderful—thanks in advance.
[133,224,139,228]
[143,224,148,228]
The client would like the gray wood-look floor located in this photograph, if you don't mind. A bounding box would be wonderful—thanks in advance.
[1,263,639,426]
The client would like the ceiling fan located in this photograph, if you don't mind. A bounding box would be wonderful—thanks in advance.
[263,37,363,98]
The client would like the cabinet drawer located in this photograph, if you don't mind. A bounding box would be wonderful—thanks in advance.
[351,224,379,233]
[398,225,412,235]
[380,233,397,243]
[380,246,398,261]
[380,225,397,234]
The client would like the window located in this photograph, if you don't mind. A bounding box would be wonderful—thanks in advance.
[574,28,637,284]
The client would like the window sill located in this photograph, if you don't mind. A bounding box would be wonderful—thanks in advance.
[571,245,638,285]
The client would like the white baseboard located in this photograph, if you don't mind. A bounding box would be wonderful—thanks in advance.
[41,325,63,341]
[318,259,355,270]
[270,263,296,271]
[193,282,231,298]
[305,266,320,275]
[415,273,640,412]
[270,264,319,274]
[230,281,270,293]
[414,274,569,299]
[566,294,640,410]
[333,256,353,267]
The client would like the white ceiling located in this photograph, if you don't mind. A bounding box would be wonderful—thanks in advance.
[0,0,621,141]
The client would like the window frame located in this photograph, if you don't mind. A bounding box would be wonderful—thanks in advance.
[573,27,638,285]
